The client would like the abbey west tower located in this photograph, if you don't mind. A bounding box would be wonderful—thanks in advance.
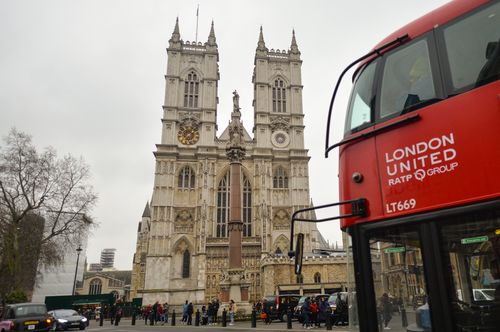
[131,19,329,305]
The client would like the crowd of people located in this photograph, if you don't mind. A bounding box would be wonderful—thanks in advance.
[137,298,227,326]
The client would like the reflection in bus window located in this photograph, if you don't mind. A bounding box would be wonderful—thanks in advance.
[440,210,500,331]
[345,60,378,133]
[369,227,430,332]
[443,2,500,91]
[380,39,436,118]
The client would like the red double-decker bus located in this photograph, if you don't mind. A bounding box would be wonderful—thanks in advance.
[291,0,500,331]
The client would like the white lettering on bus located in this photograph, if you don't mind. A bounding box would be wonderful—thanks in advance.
[385,133,458,186]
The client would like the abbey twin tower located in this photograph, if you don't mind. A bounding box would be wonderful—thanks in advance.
[131,19,346,306]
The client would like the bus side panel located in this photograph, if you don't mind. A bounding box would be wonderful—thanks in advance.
[339,136,383,225]
[374,81,500,219]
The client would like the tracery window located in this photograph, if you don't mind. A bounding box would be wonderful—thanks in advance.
[314,272,321,284]
[273,166,289,188]
[184,71,199,108]
[178,166,195,189]
[216,172,252,237]
[89,278,102,295]
[182,250,190,278]
[243,177,252,237]
[272,79,286,112]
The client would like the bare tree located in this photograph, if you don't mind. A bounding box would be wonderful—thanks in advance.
[0,128,98,298]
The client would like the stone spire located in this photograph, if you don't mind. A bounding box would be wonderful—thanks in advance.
[142,202,151,218]
[226,90,246,162]
[207,20,217,46]
[169,17,181,48]
[256,26,268,52]
[290,29,301,57]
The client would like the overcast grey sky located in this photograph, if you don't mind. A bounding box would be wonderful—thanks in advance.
[0,0,450,269]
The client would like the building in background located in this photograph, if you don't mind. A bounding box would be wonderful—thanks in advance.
[31,222,89,303]
[100,248,116,270]
[130,20,347,305]
[88,263,103,272]
[75,270,132,302]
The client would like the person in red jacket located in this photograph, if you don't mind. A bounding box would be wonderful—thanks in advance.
[310,299,318,327]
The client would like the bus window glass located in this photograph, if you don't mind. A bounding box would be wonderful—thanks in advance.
[345,60,377,133]
[369,227,430,331]
[443,2,500,91]
[380,39,436,118]
[439,210,500,331]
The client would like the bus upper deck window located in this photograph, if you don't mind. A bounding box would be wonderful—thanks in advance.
[380,39,436,118]
[443,2,500,91]
[345,60,378,134]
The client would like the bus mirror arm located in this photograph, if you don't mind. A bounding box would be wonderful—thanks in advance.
[288,198,367,260]
[325,34,410,159]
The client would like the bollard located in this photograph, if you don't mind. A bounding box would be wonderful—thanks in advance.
[132,311,136,326]
[222,309,227,327]
[171,310,176,326]
[287,309,292,329]
[401,307,408,327]
[99,314,103,327]
[326,312,332,330]
[195,309,200,326]
[251,309,256,328]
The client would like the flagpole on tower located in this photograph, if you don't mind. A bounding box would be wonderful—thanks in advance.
[195,4,199,43]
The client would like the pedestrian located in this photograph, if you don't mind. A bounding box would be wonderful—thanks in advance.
[229,300,236,326]
[301,297,311,329]
[144,305,151,325]
[380,293,393,330]
[262,298,271,325]
[182,300,189,323]
[201,305,208,325]
[310,299,318,327]
[207,301,214,325]
[187,302,194,325]
[152,301,159,324]
[115,307,122,325]
[214,299,220,324]
[319,297,329,327]
[157,303,164,325]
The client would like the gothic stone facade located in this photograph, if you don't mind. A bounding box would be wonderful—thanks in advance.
[130,20,337,305]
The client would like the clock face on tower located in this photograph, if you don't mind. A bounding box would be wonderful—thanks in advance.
[177,126,200,145]
[271,130,290,148]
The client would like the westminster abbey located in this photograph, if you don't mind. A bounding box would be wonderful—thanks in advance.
[130,19,348,306]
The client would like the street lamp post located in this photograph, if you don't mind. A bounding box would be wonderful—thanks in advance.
[72,245,83,296]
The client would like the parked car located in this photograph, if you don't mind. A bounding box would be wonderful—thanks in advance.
[294,294,330,323]
[0,303,52,332]
[262,294,301,321]
[48,310,88,331]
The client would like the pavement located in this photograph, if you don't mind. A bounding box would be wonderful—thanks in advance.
[85,312,416,332]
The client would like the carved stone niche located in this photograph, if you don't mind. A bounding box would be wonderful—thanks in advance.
[269,116,290,133]
[174,208,195,233]
[273,209,291,230]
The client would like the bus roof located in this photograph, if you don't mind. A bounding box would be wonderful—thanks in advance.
[375,0,489,49]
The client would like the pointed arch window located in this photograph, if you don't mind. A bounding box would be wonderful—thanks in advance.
[178,166,195,189]
[184,71,200,108]
[89,278,102,295]
[216,171,252,237]
[182,250,190,278]
[273,166,289,188]
[314,272,321,284]
[272,79,286,113]
[242,176,252,237]
[216,172,230,237]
